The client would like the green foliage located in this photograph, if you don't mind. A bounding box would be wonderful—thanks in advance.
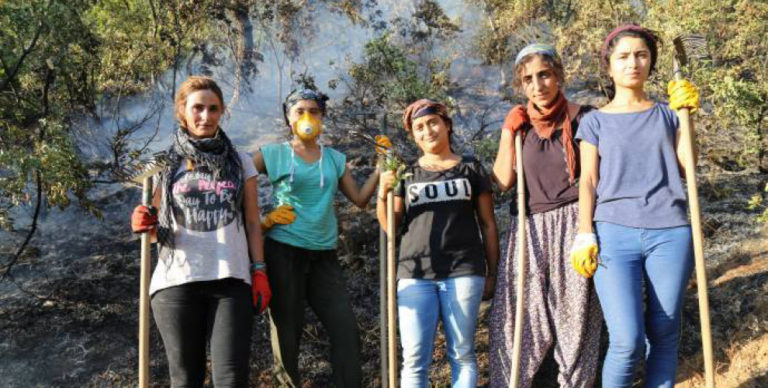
[349,33,450,110]
[0,0,263,229]
[328,1,459,161]
[380,149,411,192]
[85,0,180,94]
[471,0,768,224]
[1,0,101,228]
[0,119,97,217]
[343,0,458,115]
[471,134,500,166]
[748,182,768,224]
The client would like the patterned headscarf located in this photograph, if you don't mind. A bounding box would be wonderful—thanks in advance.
[515,43,558,66]
[282,88,329,125]
[402,99,452,133]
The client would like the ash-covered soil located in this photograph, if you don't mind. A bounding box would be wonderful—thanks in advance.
[1,165,766,387]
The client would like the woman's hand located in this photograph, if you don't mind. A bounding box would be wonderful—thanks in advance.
[261,205,296,232]
[131,205,158,233]
[668,79,700,113]
[251,268,271,314]
[503,105,529,136]
[482,275,496,300]
[493,105,528,192]
[570,233,599,278]
[378,170,396,199]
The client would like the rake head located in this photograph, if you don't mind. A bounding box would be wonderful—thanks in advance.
[115,151,171,185]
[673,34,709,67]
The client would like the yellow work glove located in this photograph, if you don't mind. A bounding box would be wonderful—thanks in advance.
[668,79,700,113]
[375,134,392,155]
[569,233,599,278]
[261,205,296,231]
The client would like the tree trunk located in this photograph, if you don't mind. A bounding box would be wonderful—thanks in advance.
[230,3,255,107]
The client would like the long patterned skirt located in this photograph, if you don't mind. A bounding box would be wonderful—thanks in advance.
[489,202,602,388]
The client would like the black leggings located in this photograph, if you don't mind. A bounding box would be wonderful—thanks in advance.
[151,278,253,388]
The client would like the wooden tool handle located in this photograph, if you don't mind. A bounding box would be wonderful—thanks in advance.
[386,192,398,388]
[379,225,388,387]
[674,61,715,388]
[509,132,527,388]
[138,176,152,388]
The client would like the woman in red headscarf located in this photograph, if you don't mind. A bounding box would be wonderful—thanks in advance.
[489,43,603,388]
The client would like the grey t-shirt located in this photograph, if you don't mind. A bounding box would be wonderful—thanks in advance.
[575,103,689,228]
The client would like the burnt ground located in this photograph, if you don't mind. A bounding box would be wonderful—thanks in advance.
[0,166,766,387]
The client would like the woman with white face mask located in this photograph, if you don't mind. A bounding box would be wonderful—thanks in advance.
[252,88,381,388]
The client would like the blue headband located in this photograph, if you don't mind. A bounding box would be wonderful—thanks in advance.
[412,106,440,120]
[514,43,558,65]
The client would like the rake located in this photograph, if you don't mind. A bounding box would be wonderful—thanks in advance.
[121,152,169,388]
[672,34,716,388]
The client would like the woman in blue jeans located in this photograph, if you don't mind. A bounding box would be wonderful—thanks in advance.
[571,25,701,387]
[377,99,499,387]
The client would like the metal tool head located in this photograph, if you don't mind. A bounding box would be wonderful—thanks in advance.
[115,151,171,184]
[349,130,382,149]
[349,130,407,164]
[673,34,709,67]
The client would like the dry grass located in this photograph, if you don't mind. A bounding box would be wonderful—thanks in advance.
[675,227,768,388]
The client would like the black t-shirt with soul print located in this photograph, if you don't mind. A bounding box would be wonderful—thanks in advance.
[395,156,492,280]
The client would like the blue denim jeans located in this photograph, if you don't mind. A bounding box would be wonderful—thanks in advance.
[594,222,694,388]
[397,276,484,388]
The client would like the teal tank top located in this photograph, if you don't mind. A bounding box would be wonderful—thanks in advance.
[261,142,346,250]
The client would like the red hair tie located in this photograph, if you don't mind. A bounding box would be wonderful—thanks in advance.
[601,24,650,65]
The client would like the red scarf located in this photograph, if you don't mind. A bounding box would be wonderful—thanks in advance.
[526,92,577,183]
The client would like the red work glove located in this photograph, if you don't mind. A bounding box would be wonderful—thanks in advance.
[251,269,272,314]
[131,205,158,233]
[502,105,529,136]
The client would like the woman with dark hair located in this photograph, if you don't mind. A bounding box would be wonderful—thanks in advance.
[377,99,499,387]
[130,76,269,387]
[488,43,603,388]
[252,88,381,388]
[573,25,700,387]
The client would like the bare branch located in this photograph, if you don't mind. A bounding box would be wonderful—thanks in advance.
[0,21,45,92]
[1,171,43,280]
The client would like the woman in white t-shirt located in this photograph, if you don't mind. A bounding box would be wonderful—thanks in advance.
[130,76,269,387]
